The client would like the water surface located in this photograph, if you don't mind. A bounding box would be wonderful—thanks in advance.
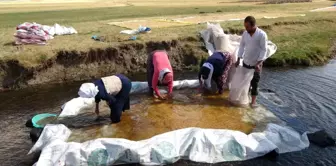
[0,61,335,166]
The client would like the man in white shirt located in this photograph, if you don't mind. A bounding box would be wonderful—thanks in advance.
[235,16,268,107]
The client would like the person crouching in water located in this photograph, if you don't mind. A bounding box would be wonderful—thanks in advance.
[147,49,174,100]
[78,74,132,123]
[199,51,233,94]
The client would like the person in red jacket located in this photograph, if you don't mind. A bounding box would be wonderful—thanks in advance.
[147,50,174,100]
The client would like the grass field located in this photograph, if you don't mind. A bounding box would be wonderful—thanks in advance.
[0,0,335,67]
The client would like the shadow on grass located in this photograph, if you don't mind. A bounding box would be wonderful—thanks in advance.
[3,41,15,46]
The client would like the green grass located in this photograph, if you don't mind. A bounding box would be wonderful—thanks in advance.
[0,2,335,67]
[0,6,258,28]
[0,1,330,28]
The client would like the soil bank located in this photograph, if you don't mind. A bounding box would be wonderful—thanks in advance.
[0,35,335,90]
[0,39,207,89]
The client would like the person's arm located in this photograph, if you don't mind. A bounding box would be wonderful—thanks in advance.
[152,71,163,99]
[236,33,246,67]
[167,76,173,94]
[95,95,101,116]
[256,33,267,71]
[167,79,173,98]
[198,72,203,86]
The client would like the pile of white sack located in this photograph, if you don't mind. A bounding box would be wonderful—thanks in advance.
[200,22,277,106]
[14,22,77,45]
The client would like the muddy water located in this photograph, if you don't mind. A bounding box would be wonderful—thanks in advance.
[1,61,336,166]
[67,91,255,142]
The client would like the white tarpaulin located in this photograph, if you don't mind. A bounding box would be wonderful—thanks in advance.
[200,23,277,105]
[59,80,200,118]
[200,22,277,58]
[30,123,309,166]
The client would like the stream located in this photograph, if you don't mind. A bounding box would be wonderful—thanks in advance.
[0,60,335,166]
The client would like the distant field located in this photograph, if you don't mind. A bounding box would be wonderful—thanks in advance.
[0,0,335,67]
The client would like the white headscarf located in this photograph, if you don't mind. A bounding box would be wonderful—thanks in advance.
[201,62,214,90]
[78,83,99,98]
[158,68,172,84]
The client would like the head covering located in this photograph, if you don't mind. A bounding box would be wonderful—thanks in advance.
[78,83,99,98]
[214,33,233,53]
[162,72,173,85]
[159,68,172,84]
[201,62,214,89]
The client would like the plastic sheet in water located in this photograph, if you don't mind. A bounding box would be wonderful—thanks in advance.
[30,123,309,166]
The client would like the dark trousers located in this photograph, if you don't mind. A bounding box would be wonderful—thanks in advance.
[110,74,131,123]
[250,71,260,96]
[147,53,154,95]
[243,62,261,96]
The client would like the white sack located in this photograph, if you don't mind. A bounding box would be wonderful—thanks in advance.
[59,97,95,118]
[228,66,254,106]
[130,79,200,94]
[28,124,71,154]
[42,23,78,36]
[31,123,309,165]
[120,30,138,35]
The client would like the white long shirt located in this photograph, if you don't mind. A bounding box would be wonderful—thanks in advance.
[238,28,268,66]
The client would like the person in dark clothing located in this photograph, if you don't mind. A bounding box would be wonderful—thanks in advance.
[78,74,132,123]
[199,51,233,94]
[250,69,261,97]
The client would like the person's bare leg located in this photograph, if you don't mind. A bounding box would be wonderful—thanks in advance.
[251,95,257,105]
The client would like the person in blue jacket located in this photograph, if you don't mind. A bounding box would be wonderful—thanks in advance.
[78,74,132,123]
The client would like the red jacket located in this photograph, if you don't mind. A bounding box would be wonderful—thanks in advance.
[152,51,173,97]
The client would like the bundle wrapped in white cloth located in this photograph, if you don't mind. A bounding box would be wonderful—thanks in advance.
[58,83,98,118]
[30,123,309,166]
[200,22,277,105]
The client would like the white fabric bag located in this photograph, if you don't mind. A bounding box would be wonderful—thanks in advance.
[229,66,255,106]
[59,97,95,118]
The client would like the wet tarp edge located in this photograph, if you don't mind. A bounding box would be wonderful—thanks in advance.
[30,123,309,165]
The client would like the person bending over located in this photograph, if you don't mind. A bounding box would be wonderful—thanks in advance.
[147,50,174,100]
[199,51,232,94]
[78,74,132,123]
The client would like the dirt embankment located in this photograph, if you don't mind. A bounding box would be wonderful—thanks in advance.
[0,39,207,90]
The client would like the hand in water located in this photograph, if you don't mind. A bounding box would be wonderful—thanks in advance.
[167,93,173,99]
[95,116,105,122]
[197,87,204,93]
[158,95,166,100]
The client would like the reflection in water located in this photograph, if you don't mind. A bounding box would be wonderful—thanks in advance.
[67,90,255,142]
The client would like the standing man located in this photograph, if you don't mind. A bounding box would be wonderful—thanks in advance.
[147,49,174,100]
[236,16,267,107]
